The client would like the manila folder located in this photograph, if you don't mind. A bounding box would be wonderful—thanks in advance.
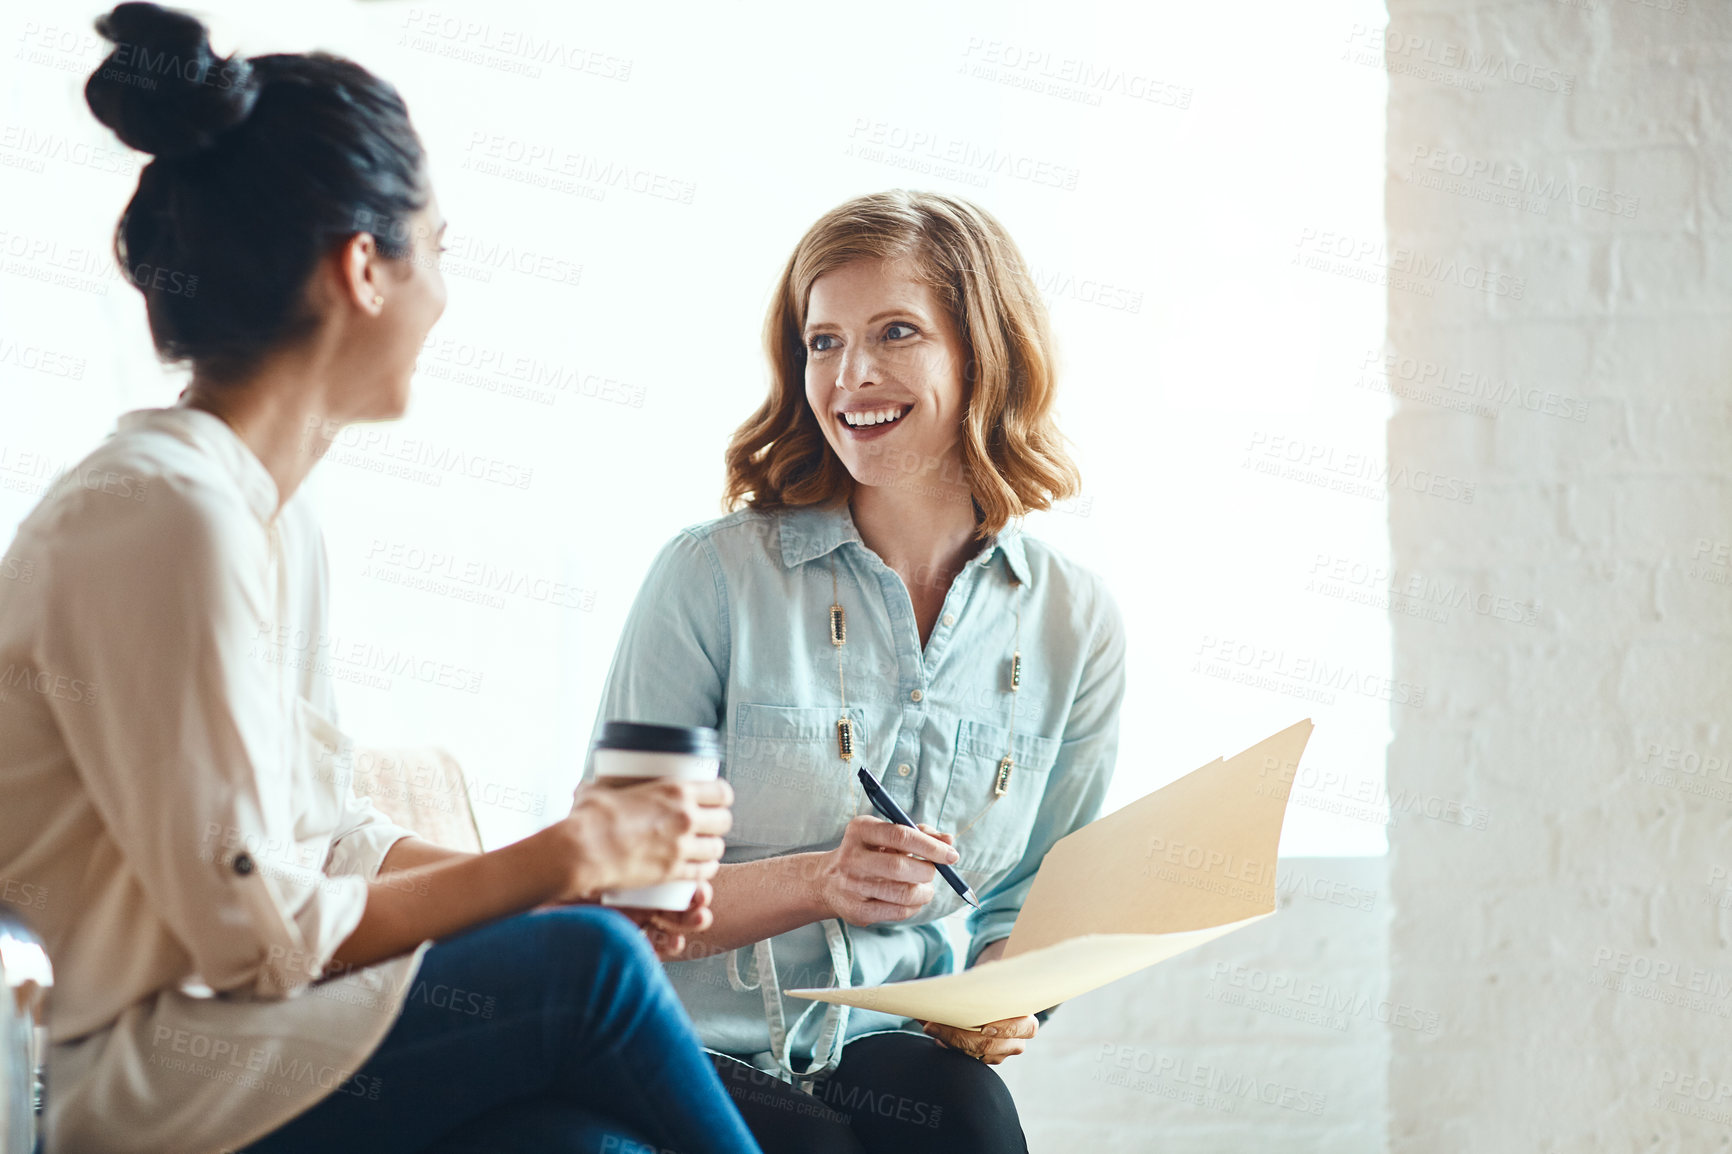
[787,719,1313,1029]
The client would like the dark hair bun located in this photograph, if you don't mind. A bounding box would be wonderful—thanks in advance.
[91,10,426,380]
[85,3,259,158]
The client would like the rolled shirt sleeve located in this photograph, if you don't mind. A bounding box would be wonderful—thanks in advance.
[325,795,416,880]
[36,478,370,998]
[965,582,1127,965]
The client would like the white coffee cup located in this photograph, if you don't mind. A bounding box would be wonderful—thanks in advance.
[591,721,723,911]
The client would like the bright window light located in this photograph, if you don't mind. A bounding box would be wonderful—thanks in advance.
[0,0,1389,854]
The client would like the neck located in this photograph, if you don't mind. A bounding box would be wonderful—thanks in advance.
[180,340,347,514]
[849,471,981,584]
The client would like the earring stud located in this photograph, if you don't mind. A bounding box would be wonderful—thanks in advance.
[372,294,384,307]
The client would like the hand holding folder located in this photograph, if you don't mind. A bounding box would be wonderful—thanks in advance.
[787,719,1314,1030]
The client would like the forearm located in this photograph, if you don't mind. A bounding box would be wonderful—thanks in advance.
[659,852,830,960]
[330,833,558,969]
[379,835,475,873]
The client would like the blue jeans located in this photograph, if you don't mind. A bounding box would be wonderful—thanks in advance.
[245,907,762,1154]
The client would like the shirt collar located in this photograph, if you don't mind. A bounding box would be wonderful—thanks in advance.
[116,406,281,524]
[777,503,861,567]
[991,524,1032,586]
[777,503,1032,586]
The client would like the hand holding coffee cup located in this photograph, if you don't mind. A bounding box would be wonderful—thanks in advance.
[566,778,731,902]
[583,722,730,910]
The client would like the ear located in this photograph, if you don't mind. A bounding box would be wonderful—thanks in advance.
[337,232,385,316]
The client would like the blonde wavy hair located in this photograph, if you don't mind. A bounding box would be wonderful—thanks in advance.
[723,190,1080,538]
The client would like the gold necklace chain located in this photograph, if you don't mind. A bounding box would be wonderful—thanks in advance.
[829,556,1023,837]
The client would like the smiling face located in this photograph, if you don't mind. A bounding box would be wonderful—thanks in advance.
[802,257,969,491]
[324,194,449,425]
[371,197,449,419]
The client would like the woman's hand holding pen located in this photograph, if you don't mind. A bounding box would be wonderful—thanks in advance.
[546,778,734,903]
[811,817,959,926]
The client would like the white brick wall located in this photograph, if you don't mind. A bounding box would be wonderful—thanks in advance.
[1003,856,1388,1152]
[1386,1,1732,1150]
[1023,3,1732,1147]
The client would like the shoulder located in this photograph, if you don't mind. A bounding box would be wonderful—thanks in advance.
[26,424,261,567]
[662,507,792,577]
[15,425,270,638]
[631,510,763,601]
[1018,532,1122,639]
[675,507,779,552]
[640,507,830,607]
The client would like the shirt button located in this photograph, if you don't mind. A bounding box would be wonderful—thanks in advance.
[910,689,923,703]
[942,614,955,627]
[232,852,255,877]
[897,763,912,777]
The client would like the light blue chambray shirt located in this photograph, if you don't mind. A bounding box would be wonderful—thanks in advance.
[587,503,1126,1060]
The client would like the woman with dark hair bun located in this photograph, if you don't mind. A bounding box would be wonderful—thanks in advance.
[0,5,762,1153]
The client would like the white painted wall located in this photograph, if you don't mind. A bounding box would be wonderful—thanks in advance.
[1002,855,1389,1153]
[1384,1,1720,1150]
[1018,0,1729,1148]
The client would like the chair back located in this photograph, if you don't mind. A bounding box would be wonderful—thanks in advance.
[351,747,485,854]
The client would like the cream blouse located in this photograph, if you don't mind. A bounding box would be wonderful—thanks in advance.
[0,406,427,1154]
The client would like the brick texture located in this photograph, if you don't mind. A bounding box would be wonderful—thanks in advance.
[1387,2,1732,1150]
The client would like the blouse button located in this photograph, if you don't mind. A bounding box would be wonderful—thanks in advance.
[232,852,255,877]
[942,614,956,627]
[910,689,923,703]
[897,763,912,777]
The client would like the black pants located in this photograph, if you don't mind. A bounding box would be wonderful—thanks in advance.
[709,1033,1028,1154]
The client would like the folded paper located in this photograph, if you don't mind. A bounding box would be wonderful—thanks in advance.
[787,719,1314,1029]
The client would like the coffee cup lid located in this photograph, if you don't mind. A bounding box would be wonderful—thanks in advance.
[594,720,722,757]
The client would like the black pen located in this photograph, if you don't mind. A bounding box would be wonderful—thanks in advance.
[856,766,979,909]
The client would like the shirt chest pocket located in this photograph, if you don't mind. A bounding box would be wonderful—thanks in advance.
[727,703,865,851]
[940,720,1062,880]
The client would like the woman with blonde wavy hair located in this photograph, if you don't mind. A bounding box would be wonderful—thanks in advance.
[590,189,1126,1154]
